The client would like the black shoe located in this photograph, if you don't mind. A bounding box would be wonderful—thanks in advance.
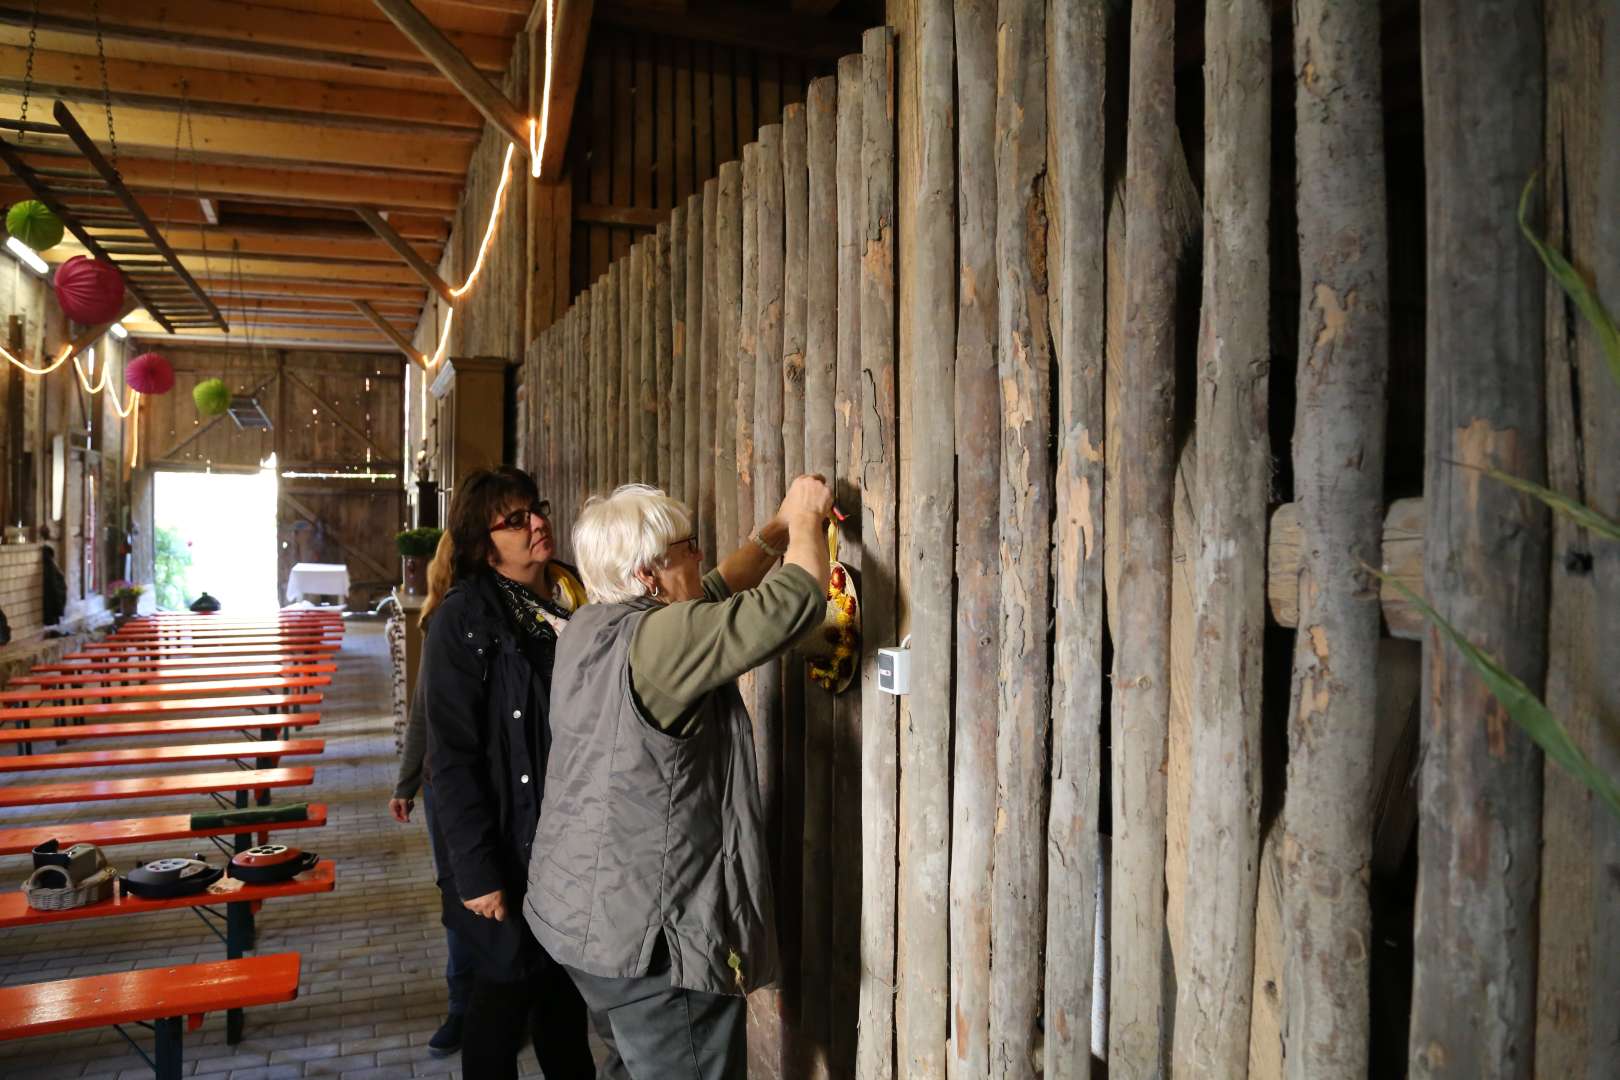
[428,1013,465,1058]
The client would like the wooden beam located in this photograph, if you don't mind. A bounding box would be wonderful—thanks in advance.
[0,92,475,174]
[371,0,531,150]
[191,277,427,302]
[790,0,843,13]
[0,44,482,135]
[594,0,865,61]
[351,300,428,366]
[356,208,456,304]
[574,203,667,228]
[534,0,595,180]
[0,0,514,76]
[198,199,219,225]
[127,330,401,353]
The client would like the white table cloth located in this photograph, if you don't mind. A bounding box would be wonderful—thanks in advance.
[285,562,351,602]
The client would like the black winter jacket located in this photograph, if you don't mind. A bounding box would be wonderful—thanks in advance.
[423,569,564,979]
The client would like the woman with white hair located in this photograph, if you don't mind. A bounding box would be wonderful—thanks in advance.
[524,474,833,1079]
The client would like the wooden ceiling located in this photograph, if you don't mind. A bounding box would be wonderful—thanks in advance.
[0,0,879,354]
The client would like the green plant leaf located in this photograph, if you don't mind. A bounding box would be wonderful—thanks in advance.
[1371,567,1620,822]
[1482,467,1620,543]
[1519,174,1620,390]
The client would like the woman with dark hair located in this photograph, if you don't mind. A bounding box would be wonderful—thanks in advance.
[423,465,595,1079]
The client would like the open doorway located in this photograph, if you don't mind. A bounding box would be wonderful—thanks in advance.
[152,464,279,614]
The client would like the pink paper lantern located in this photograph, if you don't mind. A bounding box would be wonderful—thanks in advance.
[125,352,174,395]
[53,255,125,325]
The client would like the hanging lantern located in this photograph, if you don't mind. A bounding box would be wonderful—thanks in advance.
[193,377,230,417]
[53,256,126,325]
[6,200,64,252]
[125,352,175,395]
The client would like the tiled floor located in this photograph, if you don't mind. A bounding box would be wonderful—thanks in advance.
[0,619,546,1079]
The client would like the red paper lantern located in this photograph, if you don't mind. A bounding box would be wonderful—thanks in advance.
[53,256,125,325]
[125,352,175,395]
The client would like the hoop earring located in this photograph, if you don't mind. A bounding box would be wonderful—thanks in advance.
[649,583,662,600]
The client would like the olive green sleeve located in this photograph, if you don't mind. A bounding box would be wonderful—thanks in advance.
[629,565,823,731]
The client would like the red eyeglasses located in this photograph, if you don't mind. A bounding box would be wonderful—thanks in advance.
[489,500,552,533]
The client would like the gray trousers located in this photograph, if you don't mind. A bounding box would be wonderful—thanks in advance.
[563,963,746,1080]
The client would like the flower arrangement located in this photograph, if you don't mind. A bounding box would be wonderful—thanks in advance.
[395,527,443,558]
[107,580,145,602]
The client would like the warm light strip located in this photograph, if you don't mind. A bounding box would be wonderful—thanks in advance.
[529,0,556,179]
[426,306,457,369]
[449,142,517,300]
[2,342,74,375]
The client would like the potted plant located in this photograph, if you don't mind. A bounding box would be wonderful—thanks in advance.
[107,580,145,618]
[396,527,443,596]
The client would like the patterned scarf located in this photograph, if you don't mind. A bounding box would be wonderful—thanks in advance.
[492,570,573,641]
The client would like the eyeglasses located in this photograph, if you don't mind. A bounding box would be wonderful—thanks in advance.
[666,535,699,557]
[490,500,551,533]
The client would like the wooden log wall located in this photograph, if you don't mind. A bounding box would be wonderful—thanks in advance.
[517,1,1610,1074]
[567,28,834,293]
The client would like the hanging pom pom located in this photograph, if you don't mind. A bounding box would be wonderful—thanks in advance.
[6,200,64,252]
[125,352,175,395]
[193,377,230,417]
[53,255,126,325]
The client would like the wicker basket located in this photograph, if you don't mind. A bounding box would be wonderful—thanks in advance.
[22,860,118,911]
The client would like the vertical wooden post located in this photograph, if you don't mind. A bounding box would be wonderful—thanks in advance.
[800,72,839,1080]
[1112,0,1177,1071]
[738,142,761,546]
[857,26,898,1080]
[605,262,622,488]
[627,240,647,483]
[716,159,743,557]
[1043,3,1106,1075]
[988,2,1049,1073]
[948,3,997,1076]
[1174,0,1271,1073]
[592,278,607,496]
[644,230,661,485]
[897,1,953,1076]
[685,193,706,519]
[1411,3,1548,1075]
[783,104,808,483]
[670,210,688,504]
[701,178,720,560]
[1277,2,1388,1076]
[830,53,867,1077]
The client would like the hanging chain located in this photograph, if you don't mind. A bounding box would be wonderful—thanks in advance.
[163,82,185,238]
[91,0,119,174]
[18,0,39,141]
[184,94,215,316]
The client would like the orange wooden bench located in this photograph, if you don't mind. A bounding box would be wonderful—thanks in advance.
[0,953,301,1077]
[0,674,331,706]
[0,863,334,1044]
[33,654,338,675]
[9,662,337,689]
[82,639,342,656]
[0,711,319,746]
[0,766,314,809]
[66,642,339,660]
[106,631,342,645]
[0,738,324,774]
[0,802,328,856]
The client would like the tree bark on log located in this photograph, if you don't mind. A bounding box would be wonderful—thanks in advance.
[701,177,720,561]
[783,104,809,483]
[1410,3,1548,1076]
[897,1,954,1075]
[1276,3,1388,1076]
[627,243,644,483]
[588,281,603,498]
[857,26,898,1080]
[799,71,839,1080]
[830,53,867,1077]
[606,261,625,490]
[655,222,673,491]
[988,2,1050,1074]
[755,122,788,849]
[1111,0,1177,1072]
[716,160,743,558]
[685,193,705,517]
[1173,0,1271,1074]
[670,208,688,504]
[739,142,761,548]
[947,5,998,1076]
[1044,4,1106,1076]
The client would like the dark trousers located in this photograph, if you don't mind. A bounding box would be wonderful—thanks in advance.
[422,783,476,1015]
[461,958,597,1080]
[564,963,746,1080]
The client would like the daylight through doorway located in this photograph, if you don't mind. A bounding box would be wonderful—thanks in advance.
[152,465,279,614]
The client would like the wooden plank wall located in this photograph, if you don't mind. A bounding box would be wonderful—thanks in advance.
[517,1,1607,1075]
[566,27,831,293]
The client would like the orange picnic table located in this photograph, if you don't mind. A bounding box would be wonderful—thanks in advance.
[85,636,341,653]
[0,674,332,707]
[0,739,324,774]
[0,802,328,856]
[0,766,314,809]
[0,711,320,747]
[0,693,322,756]
[9,662,336,689]
[66,642,339,660]
[0,863,335,1043]
[32,654,339,675]
[100,633,342,647]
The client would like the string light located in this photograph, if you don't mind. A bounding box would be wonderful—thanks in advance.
[2,342,73,375]
[529,0,556,180]
[449,142,517,301]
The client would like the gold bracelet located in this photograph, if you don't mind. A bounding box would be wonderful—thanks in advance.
[749,530,786,558]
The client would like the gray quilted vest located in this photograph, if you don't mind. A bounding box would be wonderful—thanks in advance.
[523,598,779,996]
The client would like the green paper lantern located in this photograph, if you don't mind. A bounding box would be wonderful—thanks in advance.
[193,378,230,417]
[6,200,64,252]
